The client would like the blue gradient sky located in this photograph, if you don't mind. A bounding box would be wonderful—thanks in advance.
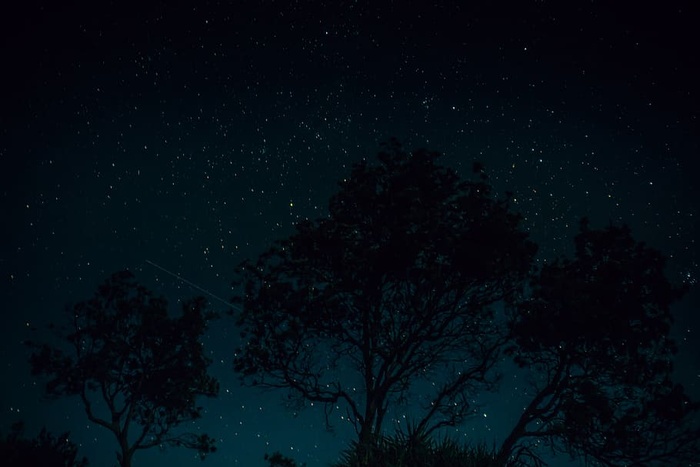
[1,2,698,466]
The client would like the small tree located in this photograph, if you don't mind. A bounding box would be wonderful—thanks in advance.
[233,140,536,456]
[264,451,307,467]
[501,219,700,466]
[29,270,219,467]
[0,421,89,467]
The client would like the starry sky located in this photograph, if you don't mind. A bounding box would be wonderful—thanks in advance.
[1,1,698,466]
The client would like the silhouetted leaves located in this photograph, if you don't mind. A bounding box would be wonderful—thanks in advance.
[233,140,536,451]
[500,218,699,465]
[233,142,698,466]
[332,429,502,467]
[28,271,219,467]
[264,451,307,467]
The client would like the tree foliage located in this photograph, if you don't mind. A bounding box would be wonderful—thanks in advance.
[29,270,219,467]
[233,139,537,453]
[501,218,699,466]
[264,451,307,467]
[232,141,700,466]
[0,421,89,467]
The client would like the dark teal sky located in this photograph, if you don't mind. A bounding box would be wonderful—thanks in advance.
[1,2,698,466]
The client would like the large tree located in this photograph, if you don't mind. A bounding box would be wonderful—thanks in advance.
[29,270,219,467]
[500,219,700,466]
[232,140,537,454]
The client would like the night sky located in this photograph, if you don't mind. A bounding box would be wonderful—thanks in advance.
[1,1,699,466]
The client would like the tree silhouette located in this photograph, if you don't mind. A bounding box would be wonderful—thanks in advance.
[501,218,700,466]
[232,139,537,458]
[29,270,219,467]
[264,451,307,467]
[0,421,89,467]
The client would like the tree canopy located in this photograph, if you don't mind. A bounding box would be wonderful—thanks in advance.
[29,270,219,467]
[232,141,699,466]
[233,139,537,451]
[501,218,699,466]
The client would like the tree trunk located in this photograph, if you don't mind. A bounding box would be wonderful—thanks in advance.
[120,451,133,467]
[118,435,133,467]
[497,367,565,465]
[357,415,374,466]
[496,412,529,465]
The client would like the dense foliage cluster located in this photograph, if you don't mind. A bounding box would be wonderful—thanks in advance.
[29,271,219,467]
